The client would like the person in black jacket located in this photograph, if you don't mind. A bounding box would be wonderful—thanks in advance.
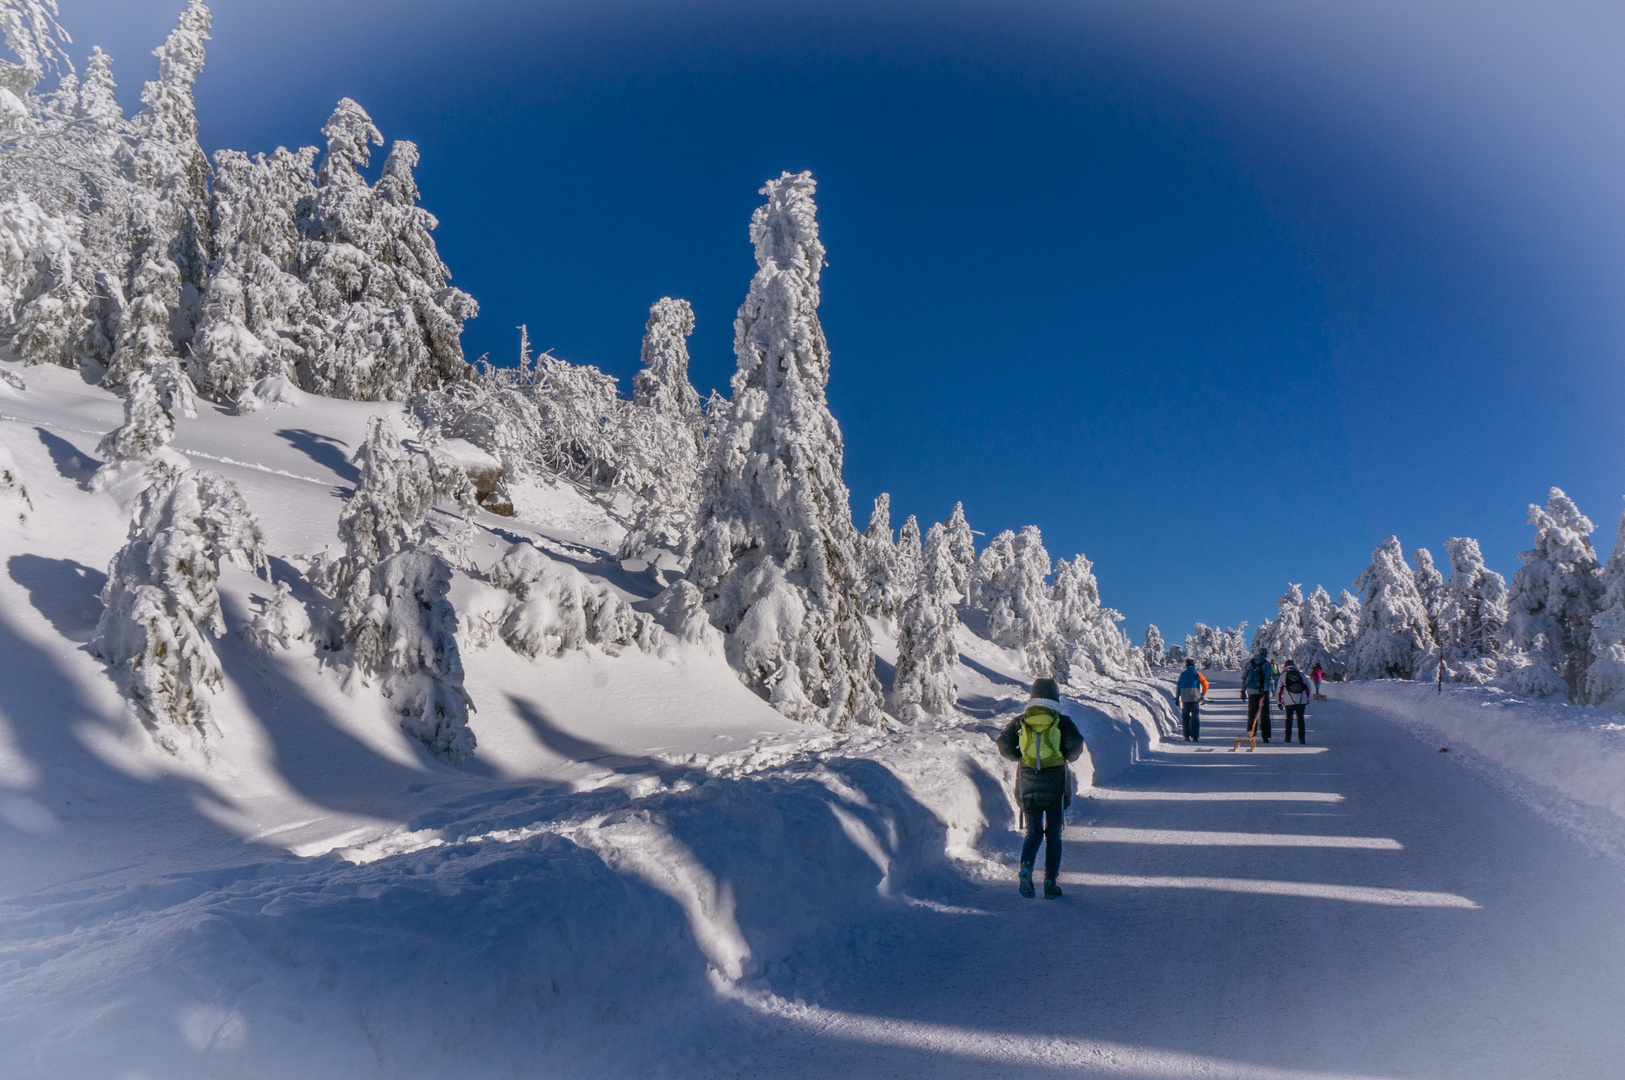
[996,677,1085,899]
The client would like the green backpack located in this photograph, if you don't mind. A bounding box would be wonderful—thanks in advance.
[1018,708,1065,769]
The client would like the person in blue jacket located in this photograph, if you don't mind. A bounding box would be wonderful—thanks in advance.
[1175,659,1208,741]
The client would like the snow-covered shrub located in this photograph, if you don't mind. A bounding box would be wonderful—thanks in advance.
[687,171,883,729]
[1502,488,1603,699]
[0,429,33,523]
[346,550,475,763]
[648,579,722,654]
[95,470,265,746]
[892,521,959,720]
[244,579,310,653]
[488,542,658,658]
[1142,624,1165,667]
[1347,536,1434,680]
[1584,503,1625,712]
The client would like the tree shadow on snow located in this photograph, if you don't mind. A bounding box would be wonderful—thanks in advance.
[276,428,357,483]
[34,426,100,482]
[8,555,105,643]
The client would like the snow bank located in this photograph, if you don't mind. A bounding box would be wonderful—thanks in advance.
[1339,680,1625,852]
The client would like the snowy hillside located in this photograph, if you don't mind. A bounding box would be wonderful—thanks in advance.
[0,357,1183,1075]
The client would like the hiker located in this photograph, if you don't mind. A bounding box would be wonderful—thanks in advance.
[1175,659,1208,741]
[1310,662,1325,699]
[1278,660,1310,744]
[996,678,1085,899]
[1241,649,1276,742]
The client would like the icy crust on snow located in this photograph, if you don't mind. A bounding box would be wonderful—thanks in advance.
[1338,680,1625,856]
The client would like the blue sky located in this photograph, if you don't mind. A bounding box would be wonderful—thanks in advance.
[63,0,1625,642]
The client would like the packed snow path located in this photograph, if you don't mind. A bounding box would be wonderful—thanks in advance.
[711,674,1625,1079]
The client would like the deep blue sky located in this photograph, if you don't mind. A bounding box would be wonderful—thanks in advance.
[62,0,1625,641]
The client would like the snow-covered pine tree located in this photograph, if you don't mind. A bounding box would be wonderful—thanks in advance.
[942,501,976,601]
[1251,620,1274,656]
[1347,535,1434,680]
[126,0,211,330]
[489,542,660,659]
[331,416,476,761]
[970,528,1015,616]
[191,146,317,405]
[892,521,959,720]
[619,299,705,562]
[1413,547,1446,645]
[686,171,883,729]
[244,579,310,654]
[296,100,475,400]
[102,249,182,389]
[859,493,902,621]
[1585,502,1625,712]
[1502,487,1604,699]
[95,469,265,747]
[974,525,1055,674]
[897,514,922,598]
[1142,624,1164,667]
[1429,536,1508,683]
[1295,585,1343,674]
[1261,584,1306,663]
[1052,552,1131,677]
[92,367,190,494]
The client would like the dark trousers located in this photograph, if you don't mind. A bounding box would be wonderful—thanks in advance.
[1181,701,1200,740]
[1247,693,1272,741]
[1021,804,1063,881]
[1284,704,1306,743]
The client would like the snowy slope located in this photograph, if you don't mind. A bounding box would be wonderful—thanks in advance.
[0,359,1179,1076]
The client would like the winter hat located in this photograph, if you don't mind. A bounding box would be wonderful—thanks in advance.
[1026,677,1062,713]
[1184,658,1196,666]
[1284,659,1297,668]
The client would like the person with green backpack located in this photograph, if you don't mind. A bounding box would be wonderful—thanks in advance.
[996,677,1085,899]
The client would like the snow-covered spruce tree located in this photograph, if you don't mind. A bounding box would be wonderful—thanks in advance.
[1502,487,1603,699]
[1162,642,1186,666]
[1052,552,1131,678]
[1585,502,1625,712]
[1251,621,1274,656]
[1295,585,1343,674]
[859,492,902,621]
[1413,547,1446,646]
[686,171,883,728]
[970,528,1015,616]
[620,297,705,561]
[244,579,310,654]
[1426,536,1508,683]
[126,0,211,309]
[1347,536,1434,680]
[191,146,317,405]
[296,99,476,400]
[896,514,922,596]
[102,249,181,388]
[331,416,476,761]
[1261,584,1306,663]
[95,469,265,747]
[92,367,189,493]
[976,525,1055,674]
[1142,624,1164,668]
[892,521,959,720]
[489,542,659,659]
[941,501,977,601]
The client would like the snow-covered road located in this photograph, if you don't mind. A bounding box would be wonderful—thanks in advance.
[704,675,1625,1079]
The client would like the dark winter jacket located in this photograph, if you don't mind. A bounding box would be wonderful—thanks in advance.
[996,710,1085,811]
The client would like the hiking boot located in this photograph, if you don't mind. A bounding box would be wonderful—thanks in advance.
[1018,862,1035,898]
[1043,879,1063,899]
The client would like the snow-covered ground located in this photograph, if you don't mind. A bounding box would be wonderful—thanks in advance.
[2,361,1623,1077]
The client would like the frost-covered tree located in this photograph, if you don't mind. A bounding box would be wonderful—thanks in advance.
[620,300,706,562]
[1260,584,1306,664]
[1052,552,1132,678]
[892,522,959,721]
[95,469,264,747]
[859,492,902,621]
[295,99,476,400]
[103,251,181,389]
[1347,536,1434,680]
[332,417,437,621]
[941,501,977,601]
[1502,488,1603,699]
[1413,547,1445,645]
[1142,624,1164,668]
[1428,536,1508,683]
[687,171,882,728]
[975,525,1055,672]
[970,528,1014,615]
[1330,589,1361,658]
[1295,585,1343,674]
[92,367,188,493]
[244,579,310,654]
[1585,502,1625,712]
[896,514,922,594]
[488,542,659,659]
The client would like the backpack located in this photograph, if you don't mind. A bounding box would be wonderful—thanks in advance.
[1244,658,1267,692]
[1018,709,1066,769]
[1284,668,1306,694]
